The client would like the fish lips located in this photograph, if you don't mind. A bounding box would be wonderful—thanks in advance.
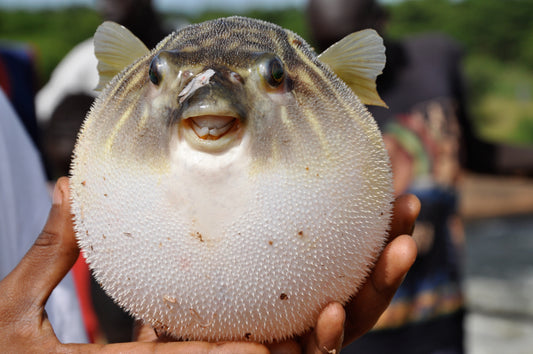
[177,81,247,152]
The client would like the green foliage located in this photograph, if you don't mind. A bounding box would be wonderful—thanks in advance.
[386,0,533,67]
[513,115,533,145]
[0,7,100,86]
[463,55,500,103]
[384,0,533,144]
[466,58,533,145]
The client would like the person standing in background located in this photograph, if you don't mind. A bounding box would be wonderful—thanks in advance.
[309,1,533,353]
[309,0,467,352]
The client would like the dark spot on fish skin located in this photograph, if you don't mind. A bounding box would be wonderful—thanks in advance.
[102,234,106,239]
[280,293,288,300]
[153,323,170,339]
[104,193,108,197]
[292,38,302,46]
[123,232,133,238]
[298,231,304,237]
[193,231,204,242]
[268,240,273,246]
[81,181,86,186]
[380,212,384,216]
[245,332,252,339]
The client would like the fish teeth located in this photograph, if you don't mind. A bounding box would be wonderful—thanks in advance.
[190,116,235,138]
[192,124,210,138]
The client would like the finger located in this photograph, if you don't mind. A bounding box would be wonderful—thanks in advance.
[2,177,79,309]
[132,322,272,353]
[343,234,417,345]
[133,321,158,342]
[268,302,345,354]
[62,340,271,353]
[133,321,155,342]
[268,340,300,354]
[389,194,420,240]
[369,235,417,298]
[133,321,175,343]
[307,302,345,354]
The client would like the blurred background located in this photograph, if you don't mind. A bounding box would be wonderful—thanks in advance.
[1,0,532,353]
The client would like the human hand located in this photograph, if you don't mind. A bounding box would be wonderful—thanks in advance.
[0,177,418,353]
[137,194,420,353]
[289,194,420,352]
[341,194,419,345]
[0,177,269,353]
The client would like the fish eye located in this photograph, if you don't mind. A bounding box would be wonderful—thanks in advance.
[148,55,163,85]
[258,54,286,88]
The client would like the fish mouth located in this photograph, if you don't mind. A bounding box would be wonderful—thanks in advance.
[187,115,238,140]
[180,113,243,152]
[176,67,246,153]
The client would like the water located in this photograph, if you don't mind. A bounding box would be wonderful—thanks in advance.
[464,213,533,354]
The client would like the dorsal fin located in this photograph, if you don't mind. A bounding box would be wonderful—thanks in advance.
[94,21,150,91]
[318,29,388,107]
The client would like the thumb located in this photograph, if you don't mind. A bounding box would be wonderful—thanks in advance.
[308,302,345,354]
[2,177,79,310]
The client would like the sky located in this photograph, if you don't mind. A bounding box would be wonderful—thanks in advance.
[0,0,401,14]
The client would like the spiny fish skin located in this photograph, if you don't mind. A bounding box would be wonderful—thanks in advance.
[70,16,393,343]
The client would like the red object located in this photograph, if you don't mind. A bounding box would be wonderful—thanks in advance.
[71,254,101,343]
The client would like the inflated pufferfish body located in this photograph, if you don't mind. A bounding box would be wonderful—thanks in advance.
[70,16,393,343]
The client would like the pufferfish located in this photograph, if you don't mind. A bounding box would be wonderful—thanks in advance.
[70,16,393,343]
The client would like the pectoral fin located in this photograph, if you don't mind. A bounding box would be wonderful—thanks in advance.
[94,21,150,91]
[318,29,388,107]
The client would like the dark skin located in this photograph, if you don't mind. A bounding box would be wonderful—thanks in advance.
[0,177,418,353]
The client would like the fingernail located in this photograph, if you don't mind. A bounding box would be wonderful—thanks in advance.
[52,183,63,206]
